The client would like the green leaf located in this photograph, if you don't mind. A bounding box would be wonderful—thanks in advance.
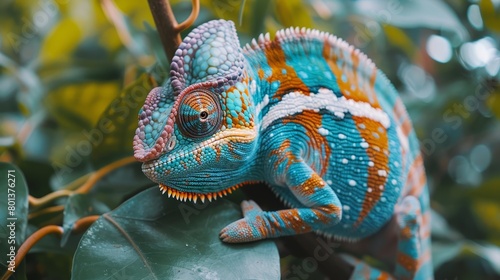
[61,194,110,246]
[72,187,280,280]
[0,162,29,279]
[274,0,314,28]
[90,73,155,168]
[45,81,121,131]
[480,0,500,32]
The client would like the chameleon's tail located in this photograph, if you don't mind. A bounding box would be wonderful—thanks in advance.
[393,193,433,280]
[340,190,433,280]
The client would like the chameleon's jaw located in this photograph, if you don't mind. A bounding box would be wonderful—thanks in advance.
[158,183,242,203]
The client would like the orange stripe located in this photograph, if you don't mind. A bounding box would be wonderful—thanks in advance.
[269,139,299,172]
[397,252,419,273]
[263,40,309,99]
[353,117,389,227]
[376,272,392,280]
[322,41,380,108]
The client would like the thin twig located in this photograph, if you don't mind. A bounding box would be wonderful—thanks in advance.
[75,156,136,194]
[0,214,101,280]
[28,190,73,207]
[1,225,64,280]
[147,0,200,61]
[176,0,200,32]
[28,156,136,208]
[28,175,89,208]
[72,215,100,234]
[28,205,65,220]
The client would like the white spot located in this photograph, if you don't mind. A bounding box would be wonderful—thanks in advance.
[250,80,257,93]
[338,133,347,139]
[348,179,357,186]
[351,155,356,160]
[326,179,333,185]
[367,187,372,192]
[261,88,391,130]
[360,142,369,148]
[378,170,387,177]
[381,197,387,202]
[342,158,349,164]
[379,185,384,190]
[368,161,374,167]
[391,179,397,185]
[343,205,350,211]
[318,127,330,135]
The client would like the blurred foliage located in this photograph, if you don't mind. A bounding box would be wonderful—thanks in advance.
[1,0,500,279]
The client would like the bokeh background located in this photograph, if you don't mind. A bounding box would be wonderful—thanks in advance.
[1,0,499,279]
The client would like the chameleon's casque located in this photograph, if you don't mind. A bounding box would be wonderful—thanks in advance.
[134,20,432,279]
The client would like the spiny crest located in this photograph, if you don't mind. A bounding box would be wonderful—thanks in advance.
[242,26,379,85]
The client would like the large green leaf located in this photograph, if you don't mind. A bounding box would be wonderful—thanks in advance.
[0,162,28,279]
[61,194,110,246]
[72,187,280,279]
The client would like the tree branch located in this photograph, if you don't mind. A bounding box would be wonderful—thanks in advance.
[147,0,200,62]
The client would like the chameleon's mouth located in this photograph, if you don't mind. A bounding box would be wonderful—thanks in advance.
[158,183,243,203]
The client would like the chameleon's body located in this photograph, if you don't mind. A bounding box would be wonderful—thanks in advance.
[134,20,432,279]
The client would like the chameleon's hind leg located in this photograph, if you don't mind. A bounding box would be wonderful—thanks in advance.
[220,159,342,243]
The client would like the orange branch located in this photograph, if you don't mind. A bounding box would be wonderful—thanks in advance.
[1,214,101,280]
[1,225,63,280]
[75,156,136,194]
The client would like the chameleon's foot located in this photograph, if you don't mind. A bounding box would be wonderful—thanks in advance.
[220,200,268,243]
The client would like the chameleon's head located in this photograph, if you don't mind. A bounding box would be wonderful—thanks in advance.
[133,20,258,202]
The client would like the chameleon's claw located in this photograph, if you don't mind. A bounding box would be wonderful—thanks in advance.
[220,218,266,243]
[220,200,267,243]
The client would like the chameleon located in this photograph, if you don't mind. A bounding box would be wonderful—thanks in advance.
[133,19,432,279]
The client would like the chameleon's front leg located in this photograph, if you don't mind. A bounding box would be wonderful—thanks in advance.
[220,159,342,243]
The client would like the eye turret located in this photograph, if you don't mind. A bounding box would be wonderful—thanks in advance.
[176,89,222,139]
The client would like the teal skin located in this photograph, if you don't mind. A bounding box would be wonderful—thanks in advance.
[133,20,433,279]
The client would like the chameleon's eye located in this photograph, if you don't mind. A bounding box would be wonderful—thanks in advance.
[177,90,222,139]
